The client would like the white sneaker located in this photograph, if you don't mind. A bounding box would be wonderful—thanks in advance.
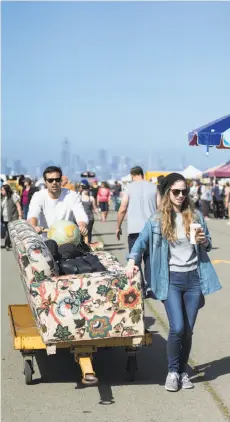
[165,372,179,392]
[180,372,194,389]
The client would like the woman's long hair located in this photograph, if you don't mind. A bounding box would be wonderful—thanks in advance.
[1,184,13,199]
[160,189,195,242]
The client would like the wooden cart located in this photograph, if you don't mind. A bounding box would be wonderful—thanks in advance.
[8,304,152,386]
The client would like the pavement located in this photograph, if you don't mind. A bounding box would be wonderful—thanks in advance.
[1,213,230,422]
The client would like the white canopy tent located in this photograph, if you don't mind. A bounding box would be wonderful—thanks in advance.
[35,177,46,189]
[180,165,202,179]
[121,174,132,183]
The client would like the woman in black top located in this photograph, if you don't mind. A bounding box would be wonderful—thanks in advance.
[81,185,98,243]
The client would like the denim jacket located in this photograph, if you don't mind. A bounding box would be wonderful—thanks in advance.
[128,210,222,300]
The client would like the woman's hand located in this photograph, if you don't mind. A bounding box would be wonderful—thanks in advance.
[195,228,208,245]
[125,260,139,280]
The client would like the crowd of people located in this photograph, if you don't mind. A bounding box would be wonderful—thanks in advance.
[1,168,230,250]
[1,164,228,393]
[189,179,230,221]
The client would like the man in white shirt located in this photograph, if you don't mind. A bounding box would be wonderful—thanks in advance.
[27,166,88,238]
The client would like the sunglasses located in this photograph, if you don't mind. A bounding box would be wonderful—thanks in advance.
[170,189,188,197]
[46,178,61,183]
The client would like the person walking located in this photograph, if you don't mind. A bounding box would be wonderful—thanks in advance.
[112,181,122,211]
[200,184,212,220]
[212,181,222,218]
[27,166,88,239]
[224,182,230,224]
[97,182,110,222]
[61,175,75,191]
[116,166,157,294]
[81,185,98,243]
[21,177,38,220]
[189,180,201,210]
[1,184,23,250]
[125,173,221,392]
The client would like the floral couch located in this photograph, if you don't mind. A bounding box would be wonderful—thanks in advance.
[9,220,144,344]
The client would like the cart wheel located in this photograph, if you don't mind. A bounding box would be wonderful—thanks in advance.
[24,359,33,385]
[126,355,137,382]
[82,374,99,386]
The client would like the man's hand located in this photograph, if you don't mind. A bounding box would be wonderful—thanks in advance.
[195,228,208,245]
[78,222,88,236]
[34,226,44,234]
[116,227,122,241]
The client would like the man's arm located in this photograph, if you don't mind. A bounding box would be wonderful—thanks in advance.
[156,190,161,209]
[15,200,23,219]
[91,197,98,213]
[116,192,129,240]
[27,192,44,233]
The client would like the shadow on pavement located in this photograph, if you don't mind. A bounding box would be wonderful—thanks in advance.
[104,243,125,251]
[192,356,230,383]
[94,233,116,237]
[105,247,125,251]
[104,243,125,247]
[33,330,177,396]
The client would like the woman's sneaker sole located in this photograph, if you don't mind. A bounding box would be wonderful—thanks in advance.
[165,385,179,392]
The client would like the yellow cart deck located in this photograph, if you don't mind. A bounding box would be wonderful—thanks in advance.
[8,304,152,385]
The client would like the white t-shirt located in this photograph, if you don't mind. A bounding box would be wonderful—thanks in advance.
[27,189,88,238]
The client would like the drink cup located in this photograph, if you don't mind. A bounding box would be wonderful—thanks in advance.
[190,223,201,244]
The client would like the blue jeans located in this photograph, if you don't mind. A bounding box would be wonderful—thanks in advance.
[23,204,29,220]
[113,196,120,212]
[164,269,202,373]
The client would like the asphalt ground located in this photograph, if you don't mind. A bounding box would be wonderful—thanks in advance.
[1,213,230,421]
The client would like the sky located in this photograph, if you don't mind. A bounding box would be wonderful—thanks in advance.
[2,1,230,171]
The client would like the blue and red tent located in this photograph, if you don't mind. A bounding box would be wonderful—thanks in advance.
[188,115,230,154]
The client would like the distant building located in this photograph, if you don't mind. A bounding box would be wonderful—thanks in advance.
[13,160,22,174]
[111,156,119,173]
[61,138,71,175]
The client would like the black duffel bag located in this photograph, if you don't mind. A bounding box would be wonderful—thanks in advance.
[59,254,106,275]
[58,241,90,259]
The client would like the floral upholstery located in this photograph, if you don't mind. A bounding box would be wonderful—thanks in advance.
[9,220,144,344]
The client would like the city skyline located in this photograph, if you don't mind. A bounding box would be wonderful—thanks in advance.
[2,135,230,181]
[1,140,169,181]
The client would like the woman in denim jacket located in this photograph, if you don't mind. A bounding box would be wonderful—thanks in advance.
[126,173,222,392]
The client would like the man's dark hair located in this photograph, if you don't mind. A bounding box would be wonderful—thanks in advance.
[157,175,164,184]
[43,166,62,180]
[130,166,144,177]
[157,175,165,197]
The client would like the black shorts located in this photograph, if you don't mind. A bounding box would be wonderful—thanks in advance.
[99,202,109,212]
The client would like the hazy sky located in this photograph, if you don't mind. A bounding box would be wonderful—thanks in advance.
[2,1,230,170]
